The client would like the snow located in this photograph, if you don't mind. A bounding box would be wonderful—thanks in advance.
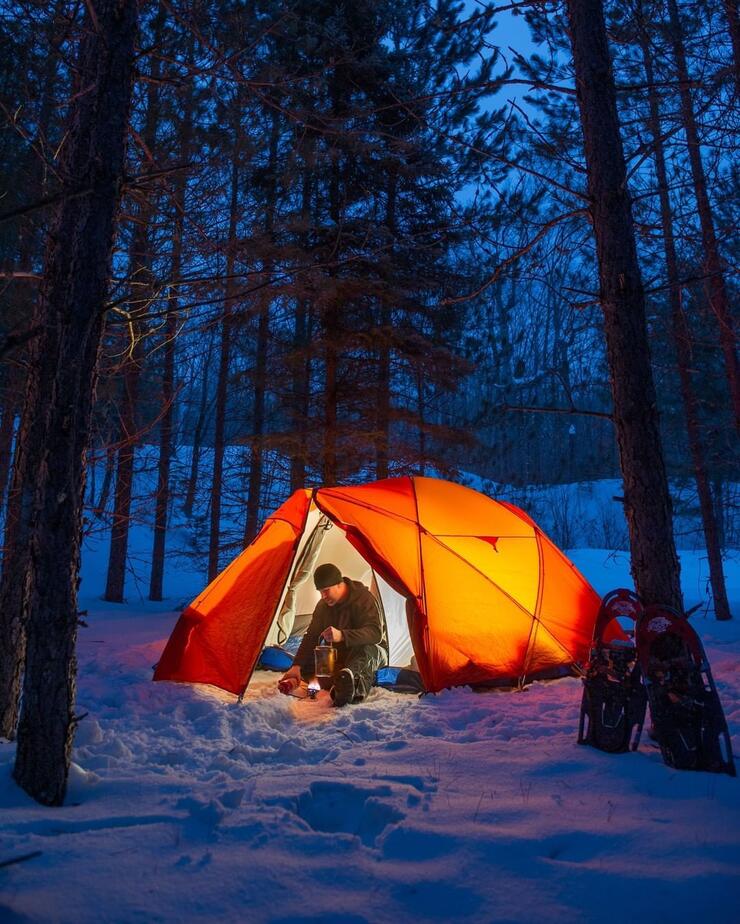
[1,506,739,921]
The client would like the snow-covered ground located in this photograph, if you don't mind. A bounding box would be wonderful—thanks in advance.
[3,459,740,923]
[1,537,739,923]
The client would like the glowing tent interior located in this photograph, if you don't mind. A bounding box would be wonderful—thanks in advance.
[154,477,602,695]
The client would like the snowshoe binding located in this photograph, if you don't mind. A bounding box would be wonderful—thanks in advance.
[578,589,647,753]
[636,605,735,776]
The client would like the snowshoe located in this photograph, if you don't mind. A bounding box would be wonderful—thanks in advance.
[636,605,736,776]
[578,589,647,753]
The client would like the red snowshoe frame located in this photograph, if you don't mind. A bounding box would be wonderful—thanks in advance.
[578,589,647,754]
[636,604,736,777]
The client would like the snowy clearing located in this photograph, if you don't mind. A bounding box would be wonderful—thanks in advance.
[1,548,739,923]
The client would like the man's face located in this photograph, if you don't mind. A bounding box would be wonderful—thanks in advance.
[318,582,345,606]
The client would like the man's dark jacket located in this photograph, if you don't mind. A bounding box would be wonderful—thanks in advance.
[293,579,388,677]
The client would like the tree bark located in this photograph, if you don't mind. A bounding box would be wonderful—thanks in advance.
[666,0,739,431]
[289,156,314,492]
[289,297,311,492]
[722,0,740,93]
[416,361,426,475]
[564,0,682,608]
[105,4,166,602]
[93,443,116,519]
[376,174,397,480]
[323,320,338,486]
[322,76,342,487]
[104,21,163,601]
[103,336,143,601]
[637,4,732,620]
[148,300,177,600]
[183,334,213,518]
[0,0,68,737]
[208,154,240,582]
[0,366,18,516]
[0,357,38,738]
[322,94,342,485]
[244,113,280,545]
[11,0,138,803]
[11,0,66,276]
[149,96,193,600]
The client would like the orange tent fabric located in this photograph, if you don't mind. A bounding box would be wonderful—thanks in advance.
[154,477,601,695]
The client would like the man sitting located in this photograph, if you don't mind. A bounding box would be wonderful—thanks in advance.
[277,563,388,706]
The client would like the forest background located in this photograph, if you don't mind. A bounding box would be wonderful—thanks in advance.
[0,0,738,805]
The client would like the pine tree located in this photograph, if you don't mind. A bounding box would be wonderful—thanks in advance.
[564,0,682,608]
[11,0,138,804]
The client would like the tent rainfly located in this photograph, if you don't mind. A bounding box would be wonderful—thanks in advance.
[154,476,601,695]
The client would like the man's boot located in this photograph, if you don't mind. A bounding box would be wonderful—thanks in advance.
[331,668,355,707]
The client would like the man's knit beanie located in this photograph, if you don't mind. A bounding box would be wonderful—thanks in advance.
[314,563,343,590]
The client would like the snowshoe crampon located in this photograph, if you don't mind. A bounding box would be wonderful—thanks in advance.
[636,605,736,777]
[578,589,647,753]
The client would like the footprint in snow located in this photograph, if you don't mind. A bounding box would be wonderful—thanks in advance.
[295,780,405,847]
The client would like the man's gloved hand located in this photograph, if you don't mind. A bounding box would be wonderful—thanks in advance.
[278,668,302,695]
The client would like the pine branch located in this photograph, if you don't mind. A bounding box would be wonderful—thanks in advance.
[499,403,613,420]
[442,207,588,304]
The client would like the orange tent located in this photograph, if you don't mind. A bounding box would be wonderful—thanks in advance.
[154,477,601,695]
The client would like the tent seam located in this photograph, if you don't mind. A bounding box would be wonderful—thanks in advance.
[519,530,546,685]
[316,491,420,527]
[425,531,579,669]
[410,476,432,691]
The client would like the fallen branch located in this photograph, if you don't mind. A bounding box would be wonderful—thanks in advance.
[0,850,43,869]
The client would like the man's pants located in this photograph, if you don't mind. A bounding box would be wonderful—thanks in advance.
[339,644,388,702]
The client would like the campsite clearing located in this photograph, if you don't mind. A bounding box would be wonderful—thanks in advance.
[1,546,738,923]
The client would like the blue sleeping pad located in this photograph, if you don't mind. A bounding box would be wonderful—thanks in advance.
[375,666,425,693]
[258,646,294,672]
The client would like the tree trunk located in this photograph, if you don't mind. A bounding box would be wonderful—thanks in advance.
[149,97,193,600]
[416,361,426,475]
[244,113,280,545]
[104,337,143,601]
[637,5,731,620]
[243,308,268,542]
[323,310,338,486]
[208,154,240,582]
[0,0,68,737]
[564,0,682,608]
[0,366,18,515]
[289,298,311,492]
[289,158,314,492]
[322,77,342,487]
[0,365,37,738]
[11,0,138,803]
[376,174,397,480]
[375,317,391,479]
[93,443,116,519]
[183,334,213,518]
[666,0,739,431]
[104,28,163,601]
[148,302,177,600]
[11,0,66,273]
[722,0,740,93]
